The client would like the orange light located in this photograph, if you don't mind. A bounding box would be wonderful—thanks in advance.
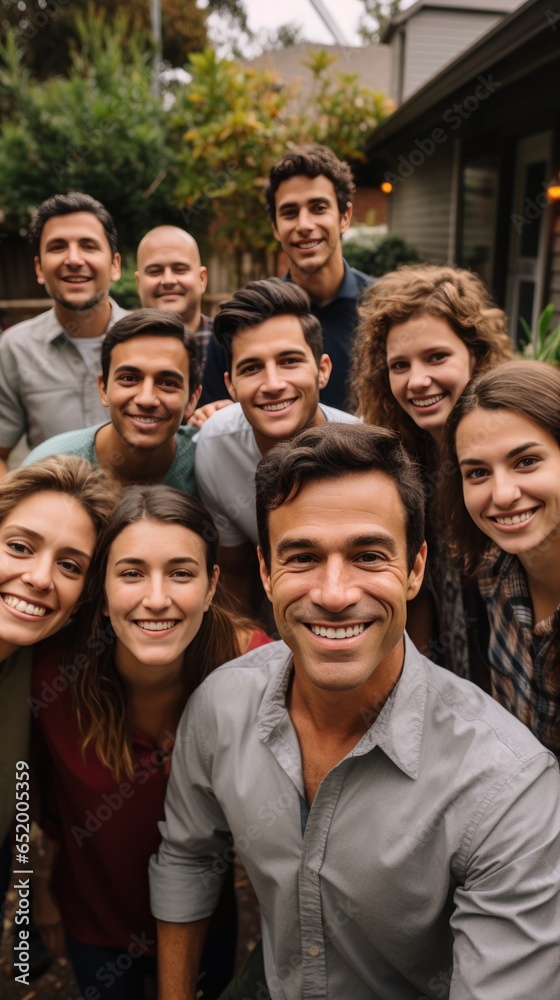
[546,183,560,202]
[380,181,393,195]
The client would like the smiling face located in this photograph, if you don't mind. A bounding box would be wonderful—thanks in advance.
[135,228,207,328]
[98,335,198,451]
[34,211,121,313]
[386,315,476,442]
[0,492,96,659]
[271,174,351,282]
[225,315,331,454]
[258,472,426,696]
[104,519,218,683]
[455,408,560,566]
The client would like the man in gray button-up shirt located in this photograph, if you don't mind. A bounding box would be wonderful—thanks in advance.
[0,192,127,477]
[150,423,560,1000]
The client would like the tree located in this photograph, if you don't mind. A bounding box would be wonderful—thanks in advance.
[0,12,393,274]
[0,13,180,250]
[0,0,249,77]
[357,1,403,42]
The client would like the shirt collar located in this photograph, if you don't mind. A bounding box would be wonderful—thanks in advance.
[257,635,427,781]
[283,259,359,305]
[47,296,125,345]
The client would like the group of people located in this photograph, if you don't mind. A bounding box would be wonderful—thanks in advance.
[0,143,559,1000]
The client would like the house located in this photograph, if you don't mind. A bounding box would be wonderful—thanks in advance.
[366,0,559,340]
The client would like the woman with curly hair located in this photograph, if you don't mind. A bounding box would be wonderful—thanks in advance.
[31,485,270,1000]
[441,360,560,756]
[351,264,513,678]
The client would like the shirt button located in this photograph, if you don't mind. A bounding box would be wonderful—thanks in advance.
[308,945,320,958]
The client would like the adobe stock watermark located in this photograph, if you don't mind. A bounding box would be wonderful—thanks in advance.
[384,74,501,187]
[511,178,556,234]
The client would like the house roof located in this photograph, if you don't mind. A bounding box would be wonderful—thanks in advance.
[368,0,554,150]
[381,0,520,41]
[242,43,391,97]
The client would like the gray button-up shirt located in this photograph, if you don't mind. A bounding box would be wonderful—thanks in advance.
[0,298,128,449]
[150,639,560,999]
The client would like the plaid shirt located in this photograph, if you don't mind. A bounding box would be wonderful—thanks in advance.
[478,546,560,757]
[197,313,213,372]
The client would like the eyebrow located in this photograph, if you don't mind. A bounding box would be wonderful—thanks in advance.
[459,441,542,467]
[3,525,91,560]
[144,262,191,271]
[112,365,184,382]
[387,343,450,361]
[234,348,308,373]
[114,556,200,567]
[276,533,398,558]
[45,237,102,248]
[278,196,332,213]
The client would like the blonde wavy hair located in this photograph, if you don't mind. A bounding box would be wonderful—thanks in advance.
[351,264,513,461]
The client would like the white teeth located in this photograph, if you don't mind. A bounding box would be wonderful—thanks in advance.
[262,401,293,412]
[411,394,445,408]
[310,623,365,638]
[131,416,163,423]
[135,620,176,631]
[3,595,47,616]
[494,510,535,525]
[297,240,320,249]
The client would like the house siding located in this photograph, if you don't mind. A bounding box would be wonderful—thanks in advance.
[402,10,503,100]
[389,140,456,262]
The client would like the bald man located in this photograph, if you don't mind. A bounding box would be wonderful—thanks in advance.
[136,227,230,416]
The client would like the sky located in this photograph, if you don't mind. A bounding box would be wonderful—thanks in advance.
[241,0,365,47]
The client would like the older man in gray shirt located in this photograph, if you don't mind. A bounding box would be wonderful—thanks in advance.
[150,423,560,1000]
[0,192,127,477]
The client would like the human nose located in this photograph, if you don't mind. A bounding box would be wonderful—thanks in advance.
[21,554,54,593]
[295,208,314,233]
[308,558,361,614]
[261,362,287,394]
[141,574,172,611]
[135,378,159,407]
[491,470,522,508]
[407,362,432,391]
[161,267,177,286]
[65,242,85,267]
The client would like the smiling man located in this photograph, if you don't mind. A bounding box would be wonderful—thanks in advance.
[202,146,374,411]
[0,193,128,477]
[151,422,560,1000]
[24,310,201,491]
[194,277,358,609]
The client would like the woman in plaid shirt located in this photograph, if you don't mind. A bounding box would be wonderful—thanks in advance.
[443,360,560,756]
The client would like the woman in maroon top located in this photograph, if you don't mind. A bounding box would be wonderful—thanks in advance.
[32,485,270,1000]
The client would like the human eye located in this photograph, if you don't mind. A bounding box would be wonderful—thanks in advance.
[160,378,181,389]
[58,559,83,576]
[120,569,142,579]
[171,568,195,579]
[280,356,300,367]
[285,552,316,566]
[239,363,260,376]
[356,552,384,565]
[516,455,540,470]
[117,373,138,384]
[388,360,408,372]
[82,241,99,252]
[464,467,489,481]
[429,351,449,363]
[7,540,32,555]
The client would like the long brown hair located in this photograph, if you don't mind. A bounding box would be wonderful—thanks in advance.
[71,485,258,780]
[440,360,560,573]
[351,264,513,466]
